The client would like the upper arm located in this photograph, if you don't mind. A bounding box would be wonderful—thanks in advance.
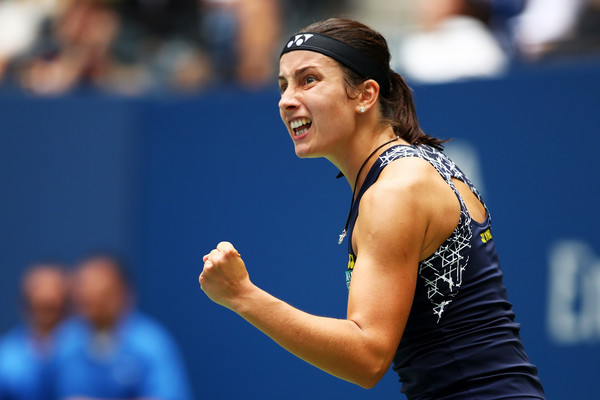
[346,161,432,366]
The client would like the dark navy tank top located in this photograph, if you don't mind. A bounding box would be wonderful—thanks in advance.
[346,144,545,400]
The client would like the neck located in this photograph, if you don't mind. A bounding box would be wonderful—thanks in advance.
[332,125,403,191]
[334,126,404,245]
[30,317,60,339]
[32,324,54,339]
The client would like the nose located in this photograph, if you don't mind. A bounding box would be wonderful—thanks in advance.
[278,87,300,114]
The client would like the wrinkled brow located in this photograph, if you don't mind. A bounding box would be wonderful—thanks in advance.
[278,65,319,82]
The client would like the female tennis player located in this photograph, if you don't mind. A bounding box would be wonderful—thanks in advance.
[200,18,545,399]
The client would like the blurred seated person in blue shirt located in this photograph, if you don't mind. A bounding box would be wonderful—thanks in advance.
[0,262,69,400]
[55,253,193,400]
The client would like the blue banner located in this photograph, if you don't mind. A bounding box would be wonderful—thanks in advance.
[0,60,598,398]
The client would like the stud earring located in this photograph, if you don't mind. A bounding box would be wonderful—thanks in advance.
[360,107,366,113]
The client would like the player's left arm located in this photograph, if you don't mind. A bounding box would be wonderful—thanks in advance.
[343,163,429,383]
[199,161,433,388]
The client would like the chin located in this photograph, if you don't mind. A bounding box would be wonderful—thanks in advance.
[293,144,321,159]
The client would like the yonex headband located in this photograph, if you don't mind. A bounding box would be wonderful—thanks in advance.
[280,33,390,95]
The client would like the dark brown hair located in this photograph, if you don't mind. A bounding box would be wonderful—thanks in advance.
[299,18,446,150]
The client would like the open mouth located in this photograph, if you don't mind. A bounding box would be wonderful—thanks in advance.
[290,118,312,136]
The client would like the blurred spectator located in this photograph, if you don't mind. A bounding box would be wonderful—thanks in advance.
[515,0,600,60]
[515,0,586,60]
[9,0,281,94]
[482,0,527,56]
[201,0,281,88]
[1,0,599,93]
[19,0,124,95]
[395,0,509,83]
[54,253,192,400]
[0,263,69,400]
[282,0,349,33]
[13,0,211,95]
[0,0,60,84]
[111,0,211,93]
[569,0,600,53]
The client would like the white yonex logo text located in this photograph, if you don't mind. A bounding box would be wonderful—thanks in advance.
[287,34,314,49]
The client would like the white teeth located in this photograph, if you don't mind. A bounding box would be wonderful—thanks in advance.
[290,118,312,130]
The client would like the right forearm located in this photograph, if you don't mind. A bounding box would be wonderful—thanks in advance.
[200,242,392,388]
[231,284,390,388]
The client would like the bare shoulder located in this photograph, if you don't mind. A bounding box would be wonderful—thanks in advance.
[354,156,459,260]
[362,156,445,206]
[353,157,434,251]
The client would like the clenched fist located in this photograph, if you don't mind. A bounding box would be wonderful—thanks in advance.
[199,241,252,311]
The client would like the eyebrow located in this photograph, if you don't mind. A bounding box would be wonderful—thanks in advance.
[278,65,319,82]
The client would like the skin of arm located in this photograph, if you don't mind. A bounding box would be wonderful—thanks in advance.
[199,159,449,389]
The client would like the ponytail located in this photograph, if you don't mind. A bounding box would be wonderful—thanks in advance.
[382,70,447,150]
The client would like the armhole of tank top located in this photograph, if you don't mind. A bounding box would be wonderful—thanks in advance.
[411,154,477,233]
[449,176,490,228]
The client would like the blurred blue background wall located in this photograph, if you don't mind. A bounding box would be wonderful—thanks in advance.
[1,60,599,399]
